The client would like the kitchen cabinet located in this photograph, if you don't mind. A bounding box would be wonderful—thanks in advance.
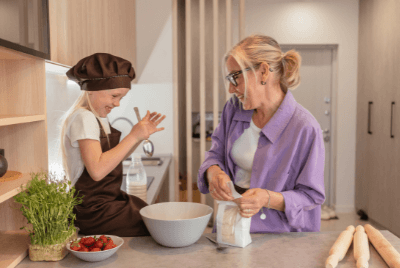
[355,0,400,237]
[0,46,48,267]
[48,0,136,69]
[0,0,50,60]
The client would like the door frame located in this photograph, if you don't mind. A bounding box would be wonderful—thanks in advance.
[280,44,338,208]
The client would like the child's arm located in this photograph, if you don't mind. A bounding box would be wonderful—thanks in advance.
[79,111,165,181]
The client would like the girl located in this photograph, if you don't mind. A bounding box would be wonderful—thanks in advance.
[59,53,166,236]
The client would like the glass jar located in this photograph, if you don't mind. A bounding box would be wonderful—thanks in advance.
[126,154,147,202]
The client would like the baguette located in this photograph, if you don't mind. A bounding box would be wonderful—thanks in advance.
[325,225,356,268]
[354,225,370,268]
[364,224,400,268]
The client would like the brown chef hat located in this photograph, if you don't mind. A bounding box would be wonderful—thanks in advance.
[66,53,135,91]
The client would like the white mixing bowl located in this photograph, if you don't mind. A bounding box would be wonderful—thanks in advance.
[140,202,213,247]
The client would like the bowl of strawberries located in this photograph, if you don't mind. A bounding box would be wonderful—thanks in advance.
[66,235,124,262]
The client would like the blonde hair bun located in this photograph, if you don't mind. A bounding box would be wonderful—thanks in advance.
[226,34,302,92]
[281,49,301,90]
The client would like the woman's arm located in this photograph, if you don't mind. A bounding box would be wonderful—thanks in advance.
[197,101,233,194]
[280,127,325,229]
[265,190,285,211]
[234,188,285,218]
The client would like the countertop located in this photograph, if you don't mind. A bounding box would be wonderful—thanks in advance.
[16,230,400,267]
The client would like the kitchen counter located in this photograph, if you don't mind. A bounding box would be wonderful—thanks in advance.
[16,230,400,267]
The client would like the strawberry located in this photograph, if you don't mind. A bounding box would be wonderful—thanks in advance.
[80,246,89,252]
[94,240,104,249]
[82,236,96,247]
[99,235,108,244]
[70,241,82,251]
[103,243,115,251]
[90,248,101,252]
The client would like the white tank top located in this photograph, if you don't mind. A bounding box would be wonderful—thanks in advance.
[231,118,262,188]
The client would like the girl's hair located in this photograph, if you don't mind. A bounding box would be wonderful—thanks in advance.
[223,34,301,105]
[57,90,110,181]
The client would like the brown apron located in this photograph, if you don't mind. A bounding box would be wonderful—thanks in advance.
[73,118,150,237]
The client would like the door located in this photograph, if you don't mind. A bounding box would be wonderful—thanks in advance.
[281,45,335,207]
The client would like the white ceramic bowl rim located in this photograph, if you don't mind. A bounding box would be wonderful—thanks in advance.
[140,202,213,222]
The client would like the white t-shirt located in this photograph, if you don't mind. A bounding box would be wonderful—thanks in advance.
[231,118,262,188]
[64,108,111,186]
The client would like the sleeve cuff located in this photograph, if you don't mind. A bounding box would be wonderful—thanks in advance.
[281,191,305,230]
[71,135,100,147]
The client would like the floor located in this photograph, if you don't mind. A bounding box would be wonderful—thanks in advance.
[203,211,386,234]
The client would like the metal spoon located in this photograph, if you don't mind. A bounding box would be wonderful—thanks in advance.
[134,107,154,157]
[205,236,229,252]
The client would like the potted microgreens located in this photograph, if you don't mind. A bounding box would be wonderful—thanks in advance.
[13,171,83,261]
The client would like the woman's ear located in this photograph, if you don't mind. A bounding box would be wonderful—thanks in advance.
[260,62,270,81]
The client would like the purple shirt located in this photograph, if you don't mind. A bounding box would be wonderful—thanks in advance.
[197,91,325,233]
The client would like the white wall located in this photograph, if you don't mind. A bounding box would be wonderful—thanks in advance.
[245,0,359,213]
[108,0,173,156]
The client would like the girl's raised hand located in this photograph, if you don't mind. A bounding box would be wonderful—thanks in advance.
[130,110,166,141]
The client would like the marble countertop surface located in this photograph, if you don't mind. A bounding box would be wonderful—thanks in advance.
[17,230,400,268]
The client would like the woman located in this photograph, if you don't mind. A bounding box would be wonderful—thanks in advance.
[197,35,325,233]
[60,53,166,236]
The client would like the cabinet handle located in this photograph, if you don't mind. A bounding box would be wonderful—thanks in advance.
[368,102,373,135]
[391,102,395,138]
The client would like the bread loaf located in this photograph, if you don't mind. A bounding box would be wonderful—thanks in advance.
[325,225,356,268]
[364,224,400,268]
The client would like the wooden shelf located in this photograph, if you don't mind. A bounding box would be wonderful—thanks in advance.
[0,42,47,268]
[0,230,30,268]
[0,173,31,204]
[0,115,46,127]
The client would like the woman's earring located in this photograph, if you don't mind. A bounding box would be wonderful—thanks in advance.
[261,81,266,85]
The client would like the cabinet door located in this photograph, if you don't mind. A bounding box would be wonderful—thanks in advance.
[367,90,396,232]
[365,0,398,233]
[48,0,136,68]
[355,0,377,215]
[390,1,400,237]
[357,0,400,235]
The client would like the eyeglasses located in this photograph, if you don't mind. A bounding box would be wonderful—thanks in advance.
[225,63,273,87]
